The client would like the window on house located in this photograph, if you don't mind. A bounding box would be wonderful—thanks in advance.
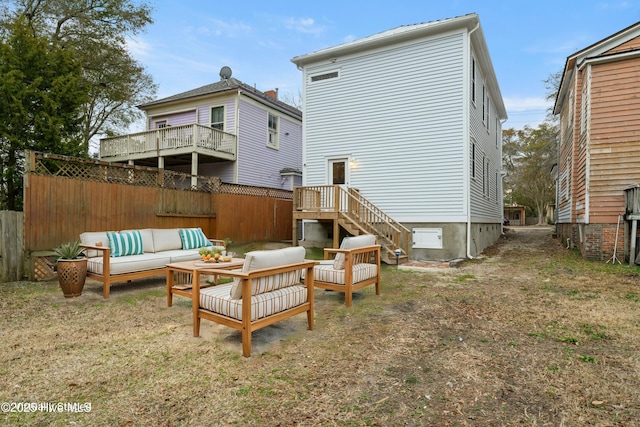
[156,120,167,129]
[311,71,339,82]
[580,67,590,135]
[268,113,279,148]
[487,96,490,130]
[482,155,487,195]
[471,141,476,178]
[211,106,224,131]
[471,142,476,178]
[482,85,486,124]
[495,170,499,202]
[471,58,476,104]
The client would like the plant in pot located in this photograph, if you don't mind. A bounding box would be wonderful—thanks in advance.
[54,240,87,298]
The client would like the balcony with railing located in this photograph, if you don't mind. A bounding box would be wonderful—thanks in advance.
[99,123,237,166]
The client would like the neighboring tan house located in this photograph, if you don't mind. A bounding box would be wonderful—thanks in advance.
[554,21,640,262]
[99,70,303,190]
[291,13,507,263]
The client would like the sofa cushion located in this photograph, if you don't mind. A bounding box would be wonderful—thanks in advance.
[201,283,308,321]
[120,228,155,253]
[165,249,202,263]
[179,228,213,250]
[87,252,171,275]
[229,246,306,300]
[107,231,144,257]
[333,235,377,270]
[314,263,378,285]
[79,231,110,258]
[151,228,183,252]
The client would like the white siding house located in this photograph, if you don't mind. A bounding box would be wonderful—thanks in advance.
[291,13,506,260]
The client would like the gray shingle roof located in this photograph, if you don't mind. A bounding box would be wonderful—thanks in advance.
[138,77,301,118]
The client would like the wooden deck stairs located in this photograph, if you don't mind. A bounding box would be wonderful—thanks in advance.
[293,185,410,264]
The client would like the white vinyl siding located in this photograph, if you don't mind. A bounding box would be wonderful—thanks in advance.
[303,32,466,221]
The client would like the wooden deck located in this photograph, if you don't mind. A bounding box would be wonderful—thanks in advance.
[293,185,410,264]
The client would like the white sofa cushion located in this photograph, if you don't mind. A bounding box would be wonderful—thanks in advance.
[229,246,306,299]
[79,231,110,257]
[200,283,308,321]
[165,249,202,263]
[151,228,183,252]
[107,231,144,257]
[120,228,155,253]
[333,235,377,269]
[87,253,171,275]
[314,263,378,285]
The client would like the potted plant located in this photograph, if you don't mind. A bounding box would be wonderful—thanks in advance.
[54,240,87,298]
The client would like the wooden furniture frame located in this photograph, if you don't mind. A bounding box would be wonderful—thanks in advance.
[166,258,245,306]
[314,244,381,307]
[192,261,317,357]
[81,238,226,299]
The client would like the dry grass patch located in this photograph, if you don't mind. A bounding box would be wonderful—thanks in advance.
[1,227,639,426]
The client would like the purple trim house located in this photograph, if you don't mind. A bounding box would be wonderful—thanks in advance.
[99,74,302,190]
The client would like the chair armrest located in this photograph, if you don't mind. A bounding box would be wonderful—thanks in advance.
[80,244,110,254]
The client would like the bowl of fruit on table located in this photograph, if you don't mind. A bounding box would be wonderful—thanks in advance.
[199,248,232,262]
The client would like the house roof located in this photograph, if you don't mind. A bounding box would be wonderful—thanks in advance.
[291,13,506,120]
[554,20,640,114]
[138,77,302,119]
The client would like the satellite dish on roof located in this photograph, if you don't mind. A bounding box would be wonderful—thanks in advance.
[219,66,232,81]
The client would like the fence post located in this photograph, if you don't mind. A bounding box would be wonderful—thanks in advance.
[0,211,25,282]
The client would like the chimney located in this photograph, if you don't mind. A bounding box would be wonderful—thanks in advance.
[264,88,278,100]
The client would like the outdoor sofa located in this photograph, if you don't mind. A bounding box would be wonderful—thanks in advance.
[79,228,224,299]
[190,246,316,357]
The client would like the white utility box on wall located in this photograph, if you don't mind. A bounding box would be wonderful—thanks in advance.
[412,228,443,249]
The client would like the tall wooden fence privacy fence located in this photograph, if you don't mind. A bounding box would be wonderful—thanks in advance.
[7,151,293,282]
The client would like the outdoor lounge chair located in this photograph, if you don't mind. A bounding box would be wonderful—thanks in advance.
[191,246,317,357]
[313,234,381,307]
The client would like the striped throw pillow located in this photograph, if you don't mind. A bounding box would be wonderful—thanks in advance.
[106,231,144,257]
[179,228,213,250]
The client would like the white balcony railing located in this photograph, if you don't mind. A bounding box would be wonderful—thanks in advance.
[99,124,237,160]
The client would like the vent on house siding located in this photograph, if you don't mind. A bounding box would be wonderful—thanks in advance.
[310,71,339,82]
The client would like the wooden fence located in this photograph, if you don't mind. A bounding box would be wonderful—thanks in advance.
[9,151,293,281]
[0,211,25,282]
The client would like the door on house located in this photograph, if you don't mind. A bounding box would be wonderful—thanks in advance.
[328,158,349,211]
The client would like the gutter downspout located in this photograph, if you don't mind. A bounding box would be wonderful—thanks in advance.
[466,20,480,259]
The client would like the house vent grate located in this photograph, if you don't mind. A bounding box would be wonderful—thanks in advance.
[311,71,339,82]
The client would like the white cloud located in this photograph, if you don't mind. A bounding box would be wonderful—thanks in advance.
[126,37,153,58]
[284,17,325,35]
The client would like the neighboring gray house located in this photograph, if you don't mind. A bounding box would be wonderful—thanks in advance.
[99,71,302,190]
[291,13,507,261]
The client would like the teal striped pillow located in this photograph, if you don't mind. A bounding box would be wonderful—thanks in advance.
[179,228,213,250]
[107,231,144,257]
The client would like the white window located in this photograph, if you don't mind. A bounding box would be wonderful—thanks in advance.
[310,70,340,83]
[580,66,591,135]
[268,113,279,148]
[471,141,476,178]
[211,106,224,131]
[155,120,167,129]
[482,84,486,124]
[471,58,476,104]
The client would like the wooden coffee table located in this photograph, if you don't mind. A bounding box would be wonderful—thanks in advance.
[166,258,244,307]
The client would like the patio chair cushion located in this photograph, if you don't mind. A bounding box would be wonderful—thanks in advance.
[229,246,306,299]
[314,263,379,285]
[107,230,144,257]
[333,235,377,269]
[179,228,213,250]
[201,283,308,321]
[87,252,171,275]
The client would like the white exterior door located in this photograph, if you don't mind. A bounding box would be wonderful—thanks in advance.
[328,158,349,186]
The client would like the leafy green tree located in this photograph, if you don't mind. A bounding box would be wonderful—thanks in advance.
[0,18,88,209]
[3,0,157,153]
[502,123,558,224]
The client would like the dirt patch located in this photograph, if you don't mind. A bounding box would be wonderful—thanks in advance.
[1,226,639,426]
